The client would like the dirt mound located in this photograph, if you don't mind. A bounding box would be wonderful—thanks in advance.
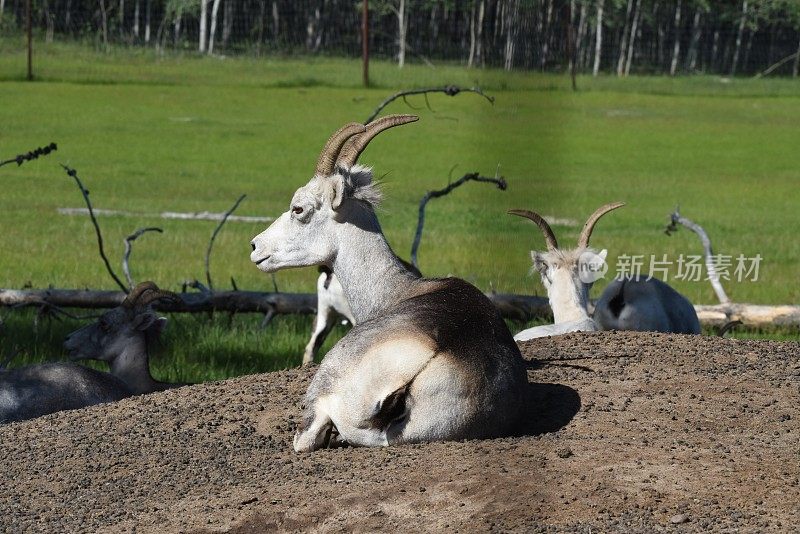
[1,331,798,532]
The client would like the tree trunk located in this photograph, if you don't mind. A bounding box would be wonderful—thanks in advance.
[118,0,124,39]
[133,0,140,39]
[623,0,641,76]
[208,0,222,55]
[793,35,800,78]
[742,27,754,73]
[173,8,182,49]
[255,0,265,53]
[685,7,701,72]
[43,0,54,43]
[100,0,109,51]
[593,0,604,76]
[199,0,208,52]
[669,0,682,76]
[144,0,151,44]
[710,29,720,72]
[576,1,588,69]
[540,0,553,71]
[468,0,476,67]
[0,0,4,17]
[650,1,660,68]
[730,0,748,76]
[397,0,407,68]
[306,7,320,51]
[271,1,278,39]
[616,0,633,76]
[567,0,576,88]
[504,0,519,71]
[430,2,439,48]
[493,0,502,48]
[222,0,233,47]
[66,0,72,31]
[476,0,485,67]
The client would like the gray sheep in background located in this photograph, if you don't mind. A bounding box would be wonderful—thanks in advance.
[1,282,184,424]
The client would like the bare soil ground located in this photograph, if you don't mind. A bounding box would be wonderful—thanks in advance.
[1,331,798,533]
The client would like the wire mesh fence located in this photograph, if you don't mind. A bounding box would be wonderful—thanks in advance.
[1,1,799,76]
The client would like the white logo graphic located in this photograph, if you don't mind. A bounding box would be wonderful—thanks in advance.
[578,249,608,284]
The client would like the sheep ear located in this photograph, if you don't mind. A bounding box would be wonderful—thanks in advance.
[152,317,168,335]
[531,251,548,274]
[131,312,160,332]
[330,174,347,210]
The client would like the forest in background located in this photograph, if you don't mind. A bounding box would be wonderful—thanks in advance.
[1,1,799,76]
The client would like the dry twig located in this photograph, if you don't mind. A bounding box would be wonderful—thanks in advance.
[410,170,507,269]
[0,143,57,168]
[206,194,246,291]
[122,227,163,289]
[61,164,128,292]
[365,86,494,123]
[665,207,730,305]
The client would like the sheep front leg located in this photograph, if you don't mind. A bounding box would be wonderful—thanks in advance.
[302,309,338,366]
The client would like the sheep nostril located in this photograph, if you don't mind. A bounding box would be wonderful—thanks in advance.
[251,242,256,251]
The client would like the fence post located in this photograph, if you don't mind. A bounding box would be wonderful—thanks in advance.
[362,0,369,88]
[26,0,33,80]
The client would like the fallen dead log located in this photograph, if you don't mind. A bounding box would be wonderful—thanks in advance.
[0,289,317,316]
[0,288,550,322]
[693,303,800,328]
[2,289,796,328]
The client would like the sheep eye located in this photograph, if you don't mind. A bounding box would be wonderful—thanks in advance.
[292,206,304,215]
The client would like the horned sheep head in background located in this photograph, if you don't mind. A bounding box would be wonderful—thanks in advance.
[63,281,177,364]
[508,202,624,323]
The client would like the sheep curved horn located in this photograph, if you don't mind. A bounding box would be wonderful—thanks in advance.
[577,202,625,248]
[335,114,419,169]
[507,209,559,251]
[122,281,159,308]
[136,289,180,308]
[315,123,367,178]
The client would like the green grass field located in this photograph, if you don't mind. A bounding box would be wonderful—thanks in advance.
[1,39,799,378]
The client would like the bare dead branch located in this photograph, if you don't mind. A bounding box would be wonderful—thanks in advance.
[365,85,494,124]
[181,279,211,295]
[271,274,279,293]
[37,302,101,321]
[411,171,507,269]
[260,308,276,329]
[754,51,799,79]
[122,227,163,290]
[0,142,57,168]
[716,320,743,337]
[206,194,246,292]
[665,207,730,305]
[1,287,797,327]
[61,164,128,292]
[0,288,551,322]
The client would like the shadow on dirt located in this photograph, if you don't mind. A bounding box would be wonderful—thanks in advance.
[516,381,581,437]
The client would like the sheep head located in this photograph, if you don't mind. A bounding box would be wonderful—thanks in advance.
[63,282,178,364]
[508,203,623,321]
[250,115,418,273]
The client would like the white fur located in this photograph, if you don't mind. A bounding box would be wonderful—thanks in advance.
[302,271,356,365]
[514,248,604,341]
